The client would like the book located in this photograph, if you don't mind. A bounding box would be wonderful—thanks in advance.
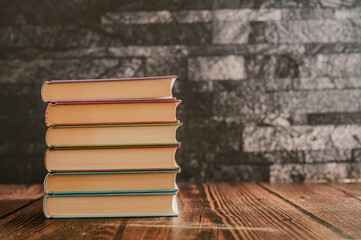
[43,192,178,218]
[41,76,176,102]
[46,123,181,148]
[44,171,179,195]
[45,145,180,172]
[45,99,180,126]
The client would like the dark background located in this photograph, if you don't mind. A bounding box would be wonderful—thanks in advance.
[1,0,361,184]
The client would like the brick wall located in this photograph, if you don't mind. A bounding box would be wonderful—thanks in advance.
[1,0,361,183]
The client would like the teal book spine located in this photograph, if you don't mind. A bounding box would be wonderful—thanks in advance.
[43,192,179,219]
[44,170,180,195]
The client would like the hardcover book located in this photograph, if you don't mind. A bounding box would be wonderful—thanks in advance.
[45,123,182,148]
[42,76,176,102]
[45,145,180,172]
[44,170,179,195]
[45,99,180,126]
[43,192,179,218]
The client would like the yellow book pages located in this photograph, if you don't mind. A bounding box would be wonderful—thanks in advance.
[46,100,180,126]
[44,194,178,218]
[42,76,176,102]
[45,123,181,148]
[44,171,178,194]
[45,147,179,172]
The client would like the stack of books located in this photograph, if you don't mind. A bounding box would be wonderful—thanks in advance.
[41,76,181,218]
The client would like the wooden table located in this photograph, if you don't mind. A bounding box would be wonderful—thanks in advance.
[0,183,360,239]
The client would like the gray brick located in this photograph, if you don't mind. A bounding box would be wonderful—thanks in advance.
[305,43,361,55]
[213,9,281,44]
[213,21,250,44]
[188,55,245,80]
[281,8,335,20]
[270,162,361,183]
[304,149,352,163]
[101,10,212,24]
[266,20,361,44]
[335,8,361,19]
[276,89,361,114]
[0,58,145,84]
[214,9,282,22]
[146,56,187,79]
[300,54,361,78]
[243,125,361,152]
[173,10,212,23]
[101,11,172,24]
[265,77,361,92]
[0,23,212,47]
[308,113,361,125]
[245,55,301,79]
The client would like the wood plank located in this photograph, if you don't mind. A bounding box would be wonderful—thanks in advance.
[0,184,44,218]
[260,183,361,239]
[330,183,361,201]
[0,183,343,239]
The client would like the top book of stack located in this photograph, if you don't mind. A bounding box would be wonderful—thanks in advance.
[41,76,177,103]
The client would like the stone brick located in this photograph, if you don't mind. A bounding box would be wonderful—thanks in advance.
[308,113,361,125]
[266,20,361,44]
[172,10,212,23]
[0,23,212,48]
[243,125,361,152]
[300,54,361,78]
[335,8,361,19]
[181,120,243,153]
[270,162,361,183]
[213,21,250,44]
[214,9,282,22]
[245,55,301,79]
[303,149,352,163]
[0,58,145,84]
[281,8,334,20]
[276,89,361,114]
[305,43,361,55]
[101,11,172,24]
[212,82,283,125]
[146,56,187,78]
[101,10,212,24]
[213,9,281,44]
[352,148,361,162]
[187,44,305,57]
[188,55,245,80]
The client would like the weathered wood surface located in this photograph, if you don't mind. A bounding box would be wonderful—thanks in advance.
[0,183,360,240]
[260,182,361,239]
[0,184,44,218]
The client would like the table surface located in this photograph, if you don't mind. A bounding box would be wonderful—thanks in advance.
[0,183,360,240]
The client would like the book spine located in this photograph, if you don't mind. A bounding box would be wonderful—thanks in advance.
[42,195,50,218]
[44,149,50,172]
[45,127,52,148]
[45,104,51,126]
[41,81,49,103]
[43,173,50,194]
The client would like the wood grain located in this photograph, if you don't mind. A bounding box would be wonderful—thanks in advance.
[260,182,361,239]
[330,183,361,201]
[0,184,43,218]
[0,183,347,240]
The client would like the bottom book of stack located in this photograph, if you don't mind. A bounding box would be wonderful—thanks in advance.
[43,170,179,218]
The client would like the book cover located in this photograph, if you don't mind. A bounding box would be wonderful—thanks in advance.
[45,122,182,148]
[43,192,179,218]
[45,99,181,126]
[44,170,180,195]
[41,75,177,103]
